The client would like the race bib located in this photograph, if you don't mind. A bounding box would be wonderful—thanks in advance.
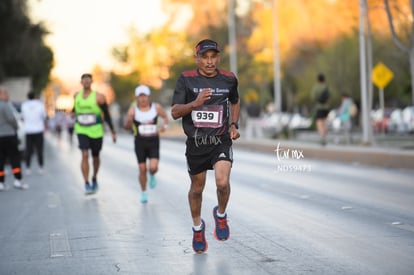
[191,105,223,128]
[77,113,97,126]
[138,124,158,136]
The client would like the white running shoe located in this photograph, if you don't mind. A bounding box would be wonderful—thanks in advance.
[21,182,29,189]
[38,168,44,175]
[0,182,5,191]
[14,180,28,190]
[14,179,22,188]
[25,169,32,175]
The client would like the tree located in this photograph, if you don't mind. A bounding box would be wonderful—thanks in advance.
[162,0,227,37]
[0,0,53,94]
[108,72,140,112]
[109,0,412,115]
[384,0,414,105]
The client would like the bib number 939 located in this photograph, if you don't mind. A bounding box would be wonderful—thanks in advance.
[191,105,223,128]
[196,111,215,121]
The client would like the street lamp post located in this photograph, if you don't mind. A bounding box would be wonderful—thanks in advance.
[272,0,282,113]
[228,0,238,76]
[359,0,372,144]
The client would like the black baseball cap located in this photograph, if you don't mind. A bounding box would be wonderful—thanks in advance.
[196,39,220,55]
[81,73,92,79]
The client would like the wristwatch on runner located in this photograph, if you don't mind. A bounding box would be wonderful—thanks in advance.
[230,122,239,129]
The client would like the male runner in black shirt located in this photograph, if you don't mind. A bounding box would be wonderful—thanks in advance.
[171,39,240,253]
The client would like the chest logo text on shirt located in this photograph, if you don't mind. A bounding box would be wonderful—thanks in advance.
[193,88,229,95]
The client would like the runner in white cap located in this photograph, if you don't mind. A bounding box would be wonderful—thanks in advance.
[124,85,169,203]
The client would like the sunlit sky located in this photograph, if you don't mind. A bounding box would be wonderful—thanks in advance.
[29,0,168,84]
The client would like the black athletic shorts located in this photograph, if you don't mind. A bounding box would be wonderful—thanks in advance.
[185,135,233,175]
[77,134,103,157]
[316,108,330,119]
[134,137,160,163]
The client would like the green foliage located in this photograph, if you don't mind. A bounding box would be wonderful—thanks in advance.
[109,72,141,112]
[110,1,412,112]
[0,0,53,94]
[32,45,54,93]
[284,32,411,113]
[371,35,410,108]
[163,58,193,90]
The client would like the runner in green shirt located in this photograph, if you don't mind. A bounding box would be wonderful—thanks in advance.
[73,73,116,194]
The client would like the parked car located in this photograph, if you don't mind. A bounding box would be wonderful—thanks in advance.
[387,108,406,134]
[261,112,312,137]
[261,112,289,137]
[402,106,414,133]
[288,113,312,130]
[371,108,393,133]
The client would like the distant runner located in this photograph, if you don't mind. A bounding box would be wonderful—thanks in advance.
[124,85,168,203]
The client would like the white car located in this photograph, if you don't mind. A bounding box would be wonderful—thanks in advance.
[387,108,406,134]
[402,106,414,133]
[261,112,312,137]
[288,113,312,130]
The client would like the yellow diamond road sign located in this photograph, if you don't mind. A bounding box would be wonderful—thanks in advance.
[372,62,394,89]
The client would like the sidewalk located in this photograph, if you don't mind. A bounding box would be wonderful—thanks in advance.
[162,125,414,170]
[235,137,414,170]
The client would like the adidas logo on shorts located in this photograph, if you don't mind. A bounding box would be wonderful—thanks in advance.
[219,153,227,159]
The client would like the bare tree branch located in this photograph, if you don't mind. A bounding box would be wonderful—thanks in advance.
[384,0,409,53]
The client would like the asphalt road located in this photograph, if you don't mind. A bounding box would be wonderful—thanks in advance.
[0,133,413,275]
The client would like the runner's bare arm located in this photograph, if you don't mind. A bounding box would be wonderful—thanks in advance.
[124,106,135,130]
[71,92,79,118]
[230,99,240,124]
[156,103,169,131]
[229,99,241,140]
[171,89,212,120]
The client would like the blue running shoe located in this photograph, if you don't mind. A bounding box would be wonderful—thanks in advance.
[213,206,229,241]
[192,219,208,253]
[85,183,93,195]
[149,175,157,189]
[91,178,99,193]
[140,192,148,203]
